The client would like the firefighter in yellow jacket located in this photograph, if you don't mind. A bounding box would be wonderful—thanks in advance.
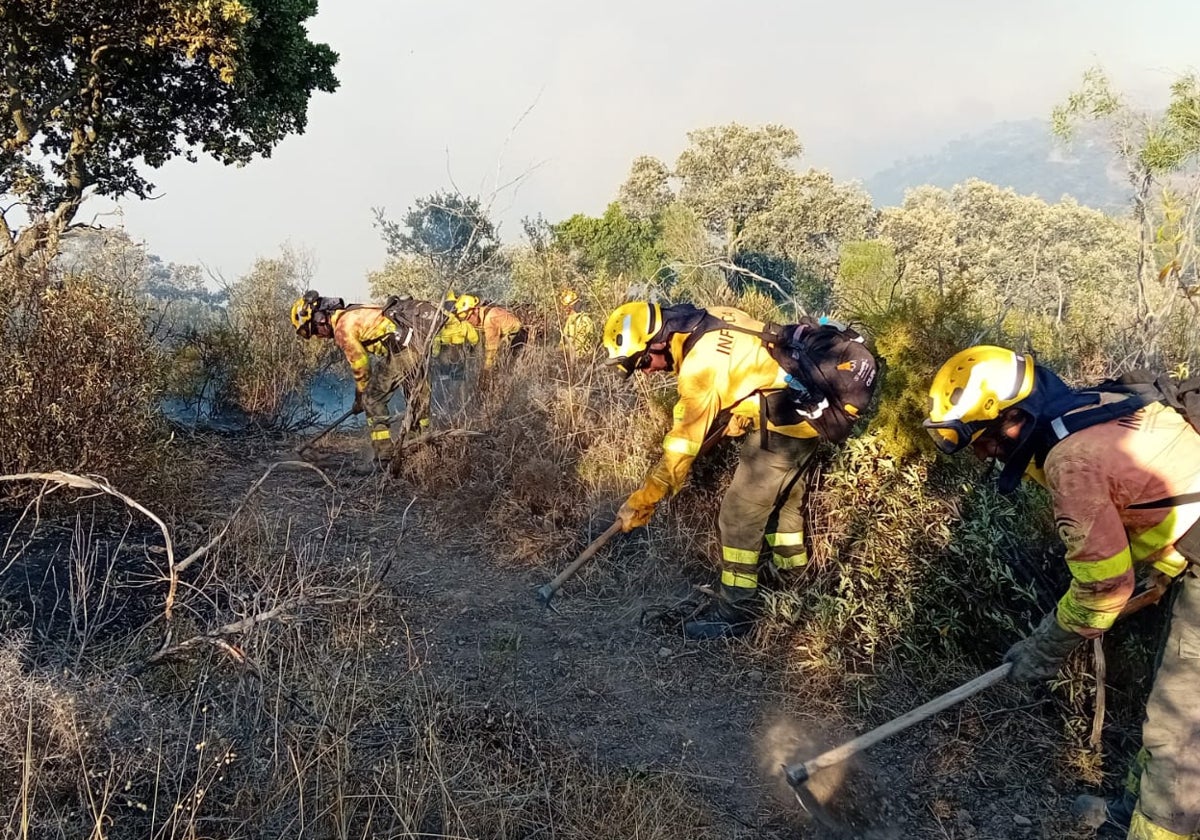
[453,293,525,371]
[559,288,596,360]
[431,293,479,416]
[290,291,433,468]
[601,301,841,639]
[925,346,1200,840]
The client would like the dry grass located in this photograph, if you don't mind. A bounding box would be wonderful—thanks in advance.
[0,463,721,840]
[2,279,1183,838]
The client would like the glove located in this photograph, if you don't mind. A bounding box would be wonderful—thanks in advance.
[616,498,656,532]
[1003,612,1083,683]
[724,415,752,438]
[351,392,365,415]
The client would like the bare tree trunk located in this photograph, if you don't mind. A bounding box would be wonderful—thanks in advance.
[0,197,82,275]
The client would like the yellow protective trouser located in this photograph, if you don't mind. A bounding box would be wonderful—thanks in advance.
[715,431,818,607]
[1127,566,1200,840]
[363,347,427,459]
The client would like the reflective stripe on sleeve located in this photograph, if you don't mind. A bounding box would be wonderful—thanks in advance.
[370,428,391,441]
[1057,588,1122,632]
[663,435,700,456]
[1066,549,1132,583]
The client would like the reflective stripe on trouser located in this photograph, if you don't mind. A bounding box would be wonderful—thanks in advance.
[1128,808,1191,840]
[766,530,808,569]
[1131,568,1200,839]
[721,546,759,590]
[717,431,818,594]
[363,347,429,455]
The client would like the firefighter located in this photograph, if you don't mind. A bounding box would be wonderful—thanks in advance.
[431,292,479,416]
[559,288,596,360]
[290,290,434,469]
[925,346,1200,840]
[453,293,525,373]
[601,300,875,640]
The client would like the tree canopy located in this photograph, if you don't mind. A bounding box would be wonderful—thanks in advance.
[374,192,501,281]
[0,0,339,266]
[553,202,662,281]
[674,123,803,252]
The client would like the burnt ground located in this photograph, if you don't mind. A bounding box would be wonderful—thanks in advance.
[87,428,1111,840]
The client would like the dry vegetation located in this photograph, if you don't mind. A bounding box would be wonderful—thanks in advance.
[0,466,721,840]
[0,258,1188,839]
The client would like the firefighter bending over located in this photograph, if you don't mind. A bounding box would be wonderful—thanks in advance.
[601,300,876,640]
[925,346,1200,840]
[290,291,441,470]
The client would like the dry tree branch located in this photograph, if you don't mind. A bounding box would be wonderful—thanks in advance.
[175,460,332,574]
[1,461,333,631]
[136,588,372,672]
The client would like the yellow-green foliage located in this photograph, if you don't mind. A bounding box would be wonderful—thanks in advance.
[0,270,163,479]
[855,284,993,459]
[768,433,1059,674]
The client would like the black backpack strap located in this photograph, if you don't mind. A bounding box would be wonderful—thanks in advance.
[1128,492,1200,510]
[1047,392,1155,441]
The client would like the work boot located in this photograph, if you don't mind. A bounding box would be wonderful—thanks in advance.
[683,597,756,640]
[1072,791,1135,837]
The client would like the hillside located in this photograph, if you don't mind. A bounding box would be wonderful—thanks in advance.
[866,119,1132,211]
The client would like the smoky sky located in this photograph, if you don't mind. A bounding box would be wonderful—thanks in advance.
[98,0,1199,299]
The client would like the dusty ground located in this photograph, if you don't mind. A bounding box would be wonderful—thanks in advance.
[162,422,1108,840]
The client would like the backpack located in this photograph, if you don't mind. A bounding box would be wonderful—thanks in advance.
[718,316,880,444]
[380,296,447,349]
[1094,369,1200,437]
[1090,368,1200,509]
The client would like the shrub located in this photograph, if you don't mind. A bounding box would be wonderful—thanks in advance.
[0,268,164,480]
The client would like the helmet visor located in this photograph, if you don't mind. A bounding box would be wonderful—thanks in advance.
[922,417,991,455]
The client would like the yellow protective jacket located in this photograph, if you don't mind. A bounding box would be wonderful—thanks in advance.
[1039,400,1200,636]
[432,316,479,355]
[627,306,817,512]
[562,309,596,354]
[330,307,402,394]
[465,305,522,369]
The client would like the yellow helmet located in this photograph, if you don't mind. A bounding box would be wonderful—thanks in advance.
[601,301,663,377]
[924,345,1035,454]
[454,293,480,315]
[559,288,579,308]
[289,297,311,331]
[290,290,323,337]
[442,289,459,312]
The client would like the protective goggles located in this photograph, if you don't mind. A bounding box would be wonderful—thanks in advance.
[922,417,994,455]
[602,354,638,378]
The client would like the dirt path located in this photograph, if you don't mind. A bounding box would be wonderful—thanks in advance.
[218,432,1088,840]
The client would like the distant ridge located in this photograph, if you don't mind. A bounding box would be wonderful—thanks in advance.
[866,119,1132,212]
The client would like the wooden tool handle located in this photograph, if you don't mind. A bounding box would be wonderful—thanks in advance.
[297,408,355,453]
[537,521,622,604]
[785,664,1012,787]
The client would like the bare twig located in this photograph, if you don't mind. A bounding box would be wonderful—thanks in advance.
[0,471,176,616]
[175,460,332,574]
[136,589,370,671]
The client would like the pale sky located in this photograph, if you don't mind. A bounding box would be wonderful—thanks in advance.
[97,0,1199,300]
